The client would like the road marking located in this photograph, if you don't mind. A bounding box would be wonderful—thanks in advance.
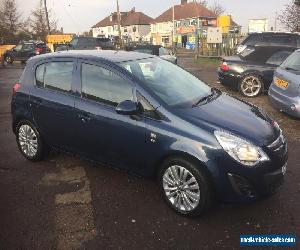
[40,162,97,249]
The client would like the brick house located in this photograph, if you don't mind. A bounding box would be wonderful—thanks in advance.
[92,8,153,42]
[151,0,217,47]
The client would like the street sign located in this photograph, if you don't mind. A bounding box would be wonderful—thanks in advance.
[207,27,222,44]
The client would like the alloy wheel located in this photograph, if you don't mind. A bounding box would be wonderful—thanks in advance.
[18,124,38,157]
[241,76,262,97]
[162,165,200,212]
[5,56,12,64]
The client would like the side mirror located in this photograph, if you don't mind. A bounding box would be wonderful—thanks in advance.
[116,100,138,115]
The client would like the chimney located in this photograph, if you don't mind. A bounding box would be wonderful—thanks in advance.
[181,0,188,4]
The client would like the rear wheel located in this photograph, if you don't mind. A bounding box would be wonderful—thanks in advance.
[16,120,48,161]
[159,157,214,216]
[239,74,263,97]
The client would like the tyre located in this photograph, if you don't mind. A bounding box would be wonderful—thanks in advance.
[4,55,13,64]
[159,157,214,216]
[239,74,263,97]
[16,120,48,161]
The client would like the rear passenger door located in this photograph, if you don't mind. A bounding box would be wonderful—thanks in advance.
[73,61,146,171]
[30,59,77,150]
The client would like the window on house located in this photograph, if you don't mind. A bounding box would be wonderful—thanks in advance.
[159,23,163,32]
[161,36,170,44]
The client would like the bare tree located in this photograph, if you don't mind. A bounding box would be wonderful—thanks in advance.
[28,0,57,41]
[0,0,20,43]
[209,0,226,16]
[198,0,208,7]
[278,1,300,31]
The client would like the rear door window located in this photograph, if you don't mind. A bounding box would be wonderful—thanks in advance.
[35,61,73,93]
[266,51,292,66]
[270,35,296,47]
[81,63,133,106]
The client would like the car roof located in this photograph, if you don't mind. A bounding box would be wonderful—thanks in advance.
[248,32,300,36]
[30,50,155,63]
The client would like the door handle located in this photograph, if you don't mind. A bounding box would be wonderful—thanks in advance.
[78,114,91,123]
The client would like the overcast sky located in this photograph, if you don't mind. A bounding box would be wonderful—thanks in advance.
[17,0,291,34]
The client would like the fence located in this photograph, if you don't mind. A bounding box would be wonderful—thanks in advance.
[197,33,242,57]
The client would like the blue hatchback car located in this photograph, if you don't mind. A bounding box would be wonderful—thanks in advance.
[11,50,288,216]
[269,49,300,118]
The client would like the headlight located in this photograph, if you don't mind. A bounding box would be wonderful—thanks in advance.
[214,131,269,166]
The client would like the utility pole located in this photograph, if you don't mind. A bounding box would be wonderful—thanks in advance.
[116,0,122,48]
[43,0,51,35]
[274,11,277,31]
[172,5,175,52]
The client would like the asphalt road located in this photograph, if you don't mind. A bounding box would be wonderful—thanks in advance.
[0,60,299,250]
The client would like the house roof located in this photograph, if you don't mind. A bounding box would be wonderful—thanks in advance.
[153,2,216,23]
[92,10,154,28]
[122,12,154,26]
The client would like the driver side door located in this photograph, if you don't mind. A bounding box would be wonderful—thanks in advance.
[73,61,147,172]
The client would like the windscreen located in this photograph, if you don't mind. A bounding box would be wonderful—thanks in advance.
[281,51,300,72]
[120,57,211,107]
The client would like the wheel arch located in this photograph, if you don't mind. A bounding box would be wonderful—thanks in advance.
[154,150,215,187]
[241,70,264,80]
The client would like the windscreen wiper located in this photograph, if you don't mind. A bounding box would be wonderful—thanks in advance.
[192,88,217,107]
[285,66,298,71]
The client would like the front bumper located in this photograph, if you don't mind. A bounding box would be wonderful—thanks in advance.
[268,85,300,118]
[209,133,288,203]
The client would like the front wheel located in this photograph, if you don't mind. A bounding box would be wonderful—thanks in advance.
[16,120,48,161]
[239,74,263,97]
[159,157,214,216]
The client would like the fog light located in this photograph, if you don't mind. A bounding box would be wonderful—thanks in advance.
[228,173,256,198]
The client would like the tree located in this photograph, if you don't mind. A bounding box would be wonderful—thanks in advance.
[28,0,57,41]
[0,0,20,43]
[209,0,226,16]
[278,1,300,31]
[198,0,208,7]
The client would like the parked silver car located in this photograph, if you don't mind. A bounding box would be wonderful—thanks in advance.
[269,49,300,118]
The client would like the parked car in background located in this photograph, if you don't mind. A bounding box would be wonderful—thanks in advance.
[269,49,300,118]
[218,46,296,97]
[3,41,51,64]
[56,37,115,51]
[130,45,177,64]
[236,32,300,54]
[12,50,287,216]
